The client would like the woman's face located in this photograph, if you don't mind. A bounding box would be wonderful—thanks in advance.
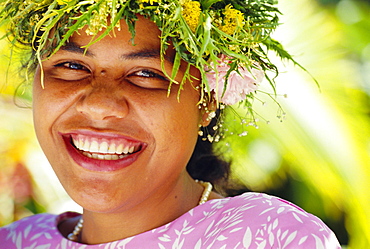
[33,17,202,212]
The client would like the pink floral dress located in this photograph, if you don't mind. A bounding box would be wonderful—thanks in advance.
[0,192,341,248]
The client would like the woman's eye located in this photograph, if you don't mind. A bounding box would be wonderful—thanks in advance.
[133,70,167,80]
[126,69,169,89]
[55,62,89,71]
[50,61,91,81]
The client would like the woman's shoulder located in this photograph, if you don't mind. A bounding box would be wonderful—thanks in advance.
[214,191,314,218]
[0,213,55,231]
[187,192,342,248]
[0,212,79,248]
[210,192,327,226]
[139,192,341,248]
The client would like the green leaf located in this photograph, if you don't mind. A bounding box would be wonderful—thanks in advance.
[201,0,224,9]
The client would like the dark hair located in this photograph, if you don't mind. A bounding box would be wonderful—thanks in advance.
[186,110,231,194]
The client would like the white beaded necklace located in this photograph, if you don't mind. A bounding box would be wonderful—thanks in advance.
[67,180,213,242]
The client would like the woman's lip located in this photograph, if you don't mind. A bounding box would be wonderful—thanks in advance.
[61,134,146,172]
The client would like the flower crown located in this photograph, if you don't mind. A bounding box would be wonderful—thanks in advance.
[0,0,302,114]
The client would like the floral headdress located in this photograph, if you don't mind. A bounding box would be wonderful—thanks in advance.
[0,0,305,139]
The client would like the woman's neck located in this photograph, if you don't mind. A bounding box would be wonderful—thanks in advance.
[71,176,218,245]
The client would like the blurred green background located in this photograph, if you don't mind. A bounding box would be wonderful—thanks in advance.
[1,0,369,248]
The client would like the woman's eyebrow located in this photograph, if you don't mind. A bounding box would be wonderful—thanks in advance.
[60,42,94,56]
[121,49,174,64]
[60,42,174,64]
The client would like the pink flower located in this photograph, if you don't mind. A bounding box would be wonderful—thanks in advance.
[205,55,264,105]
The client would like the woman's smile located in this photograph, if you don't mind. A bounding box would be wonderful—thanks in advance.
[71,134,142,159]
[61,131,147,171]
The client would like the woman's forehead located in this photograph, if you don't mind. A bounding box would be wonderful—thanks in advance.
[63,17,175,62]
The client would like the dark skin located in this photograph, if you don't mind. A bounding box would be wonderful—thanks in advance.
[34,16,222,244]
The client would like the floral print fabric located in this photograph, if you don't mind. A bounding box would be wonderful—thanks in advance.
[0,192,341,248]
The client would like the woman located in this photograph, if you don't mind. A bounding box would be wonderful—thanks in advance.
[0,0,341,248]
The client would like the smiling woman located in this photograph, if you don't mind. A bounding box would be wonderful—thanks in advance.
[33,18,205,222]
[0,0,341,248]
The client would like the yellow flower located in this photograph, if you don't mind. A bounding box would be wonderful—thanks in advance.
[182,0,201,32]
[219,4,244,35]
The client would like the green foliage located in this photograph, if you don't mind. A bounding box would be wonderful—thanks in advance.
[0,0,300,114]
[214,0,370,247]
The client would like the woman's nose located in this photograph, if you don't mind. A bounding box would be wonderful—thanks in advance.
[76,84,129,120]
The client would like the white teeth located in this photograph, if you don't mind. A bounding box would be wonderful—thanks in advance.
[128,146,134,153]
[83,140,90,151]
[82,152,128,161]
[79,137,84,149]
[83,152,92,158]
[90,141,99,153]
[108,144,116,154]
[116,144,123,154]
[73,136,140,160]
[123,145,129,154]
[100,142,109,153]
